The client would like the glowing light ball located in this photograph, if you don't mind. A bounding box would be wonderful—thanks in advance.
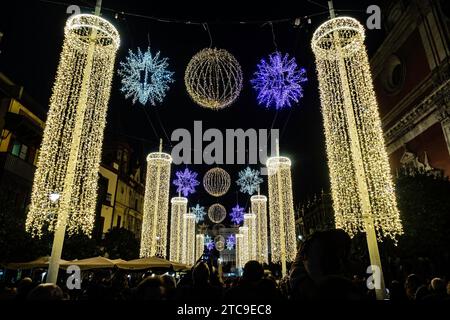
[208,203,227,223]
[203,167,231,197]
[185,48,243,110]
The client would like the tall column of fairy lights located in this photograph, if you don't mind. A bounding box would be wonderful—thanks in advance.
[182,212,196,265]
[266,141,297,276]
[195,234,204,261]
[311,12,403,300]
[238,226,249,266]
[251,193,268,264]
[235,233,244,270]
[26,9,119,283]
[140,142,172,258]
[169,196,187,263]
[243,213,257,261]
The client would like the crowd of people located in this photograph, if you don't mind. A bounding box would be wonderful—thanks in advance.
[1,229,448,301]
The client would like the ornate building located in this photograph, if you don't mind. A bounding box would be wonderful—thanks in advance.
[98,141,145,239]
[371,0,450,176]
[296,192,334,238]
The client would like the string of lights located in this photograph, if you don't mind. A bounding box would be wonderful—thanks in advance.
[182,212,196,265]
[169,196,187,263]
[140,150,172,258]
[251,195,269,264]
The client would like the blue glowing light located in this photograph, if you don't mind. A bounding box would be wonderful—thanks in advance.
[230,204,245,225]
[226,234,236,250]
[173,168,200,197]
[118,47,174,106]
[251,52,307,110]
[236,167,263,195]
[191,204,207,223]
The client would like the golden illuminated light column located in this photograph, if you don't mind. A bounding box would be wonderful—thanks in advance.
[238,226,249,265]
[251,194,268,264]
[243,213,257,261]
[267,153,297,276]
[182,212,196,265]
[235,233,244,270]
[311,16,403,300]
[26,13,119,283]
[140,147,172,258]
[169,196,187,262]
[195,234,205,261]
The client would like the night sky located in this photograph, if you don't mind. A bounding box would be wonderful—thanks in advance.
[0,0,385,219]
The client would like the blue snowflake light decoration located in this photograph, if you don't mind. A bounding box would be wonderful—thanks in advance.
[236,167,263,195]
[191,204,207,223]
[173,168,200,197]
[230,204,245,225]
[251,52,307,110]
[226,234,236,250]
[118,47,174,106]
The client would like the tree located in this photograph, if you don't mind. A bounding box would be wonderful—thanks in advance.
[395,169,450,264]
[102,227,139,260]
[0,185,49,262]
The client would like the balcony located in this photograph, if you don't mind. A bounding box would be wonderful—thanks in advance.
[0,152,36,182]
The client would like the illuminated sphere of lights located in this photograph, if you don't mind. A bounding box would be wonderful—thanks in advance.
[215,240,225,252]
[251,52,307,110]
[184,48,243,110]
[208,203,227,223]
[214,235,225,251]
[203,167,231,197]
[311,17,403,240]
[26,14,120,238]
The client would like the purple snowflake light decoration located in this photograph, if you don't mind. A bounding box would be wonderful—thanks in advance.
[251,52,307,110]
[230,204,245,225]
[173,168,200,197]
[206,239,215,251]
[226,234,236,250]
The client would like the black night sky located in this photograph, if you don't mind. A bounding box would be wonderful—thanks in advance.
[0,0,384,219]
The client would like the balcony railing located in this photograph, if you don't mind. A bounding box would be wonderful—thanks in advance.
[0,152,36,182]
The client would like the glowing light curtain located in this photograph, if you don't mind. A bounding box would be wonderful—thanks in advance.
[235,233,244,270]
[182,212,196,265]
[26,14,120,238]
[169,197,187,262]
[251,195,268,264]
[243,213,257,261]
[195,234,205,260]
[267,156,297,274]
[140,151,172,258]
[238,226,249,265]
[311,17,402,240]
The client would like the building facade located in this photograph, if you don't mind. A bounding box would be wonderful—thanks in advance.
[371,0,450,176]
[98,142,145,239]
[295,192,334,238]
[0,73,46,219]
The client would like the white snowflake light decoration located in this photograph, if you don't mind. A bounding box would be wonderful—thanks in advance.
[118,47,174,106]
[191,204,207,223]
[236,167,263,195]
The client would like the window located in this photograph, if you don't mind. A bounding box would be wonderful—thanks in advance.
[11,141,21,157]
[117,215,122,227]
[19,145,28,160]
[382,55,405,94]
